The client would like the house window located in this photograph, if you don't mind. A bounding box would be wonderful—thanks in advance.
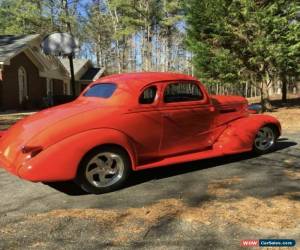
[18,66,28,104]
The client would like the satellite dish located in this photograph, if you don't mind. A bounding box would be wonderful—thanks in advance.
[41,32,79,56]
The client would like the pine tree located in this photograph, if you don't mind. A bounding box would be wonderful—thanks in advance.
[185,0,300,109]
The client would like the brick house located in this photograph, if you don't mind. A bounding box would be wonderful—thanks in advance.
[0,35,69,110]
[0,35,107,111]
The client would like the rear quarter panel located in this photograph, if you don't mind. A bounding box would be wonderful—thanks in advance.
[18,128,137,181]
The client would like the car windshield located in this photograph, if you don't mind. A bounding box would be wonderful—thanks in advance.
[83,83,117,98]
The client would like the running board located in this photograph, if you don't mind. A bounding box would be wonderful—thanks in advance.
[135,148,223,170]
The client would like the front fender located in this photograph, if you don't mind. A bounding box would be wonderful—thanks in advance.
[18,128,137,182]
[213,114,281,154]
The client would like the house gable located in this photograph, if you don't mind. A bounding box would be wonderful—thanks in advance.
[0,35,69,81]
[0,34,40,65]
[0,35,71,110]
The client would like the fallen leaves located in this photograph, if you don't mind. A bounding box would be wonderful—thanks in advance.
[207,176,241,197]
[284,169,300,180]
[2,177,299,246]
[266,107,300,132]
[180,195,300,229]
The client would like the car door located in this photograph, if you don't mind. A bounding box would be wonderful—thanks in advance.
[159,81,215,157]
[122,84,162,165]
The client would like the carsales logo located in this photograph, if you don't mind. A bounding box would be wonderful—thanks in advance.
[240,239,296,247]
[240,240,259,247]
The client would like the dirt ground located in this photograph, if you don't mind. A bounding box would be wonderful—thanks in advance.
[0,101,299,249]
[267,107,300,132]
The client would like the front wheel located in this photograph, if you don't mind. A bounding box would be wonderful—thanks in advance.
[75,146,131,194]
[253,125,277,154]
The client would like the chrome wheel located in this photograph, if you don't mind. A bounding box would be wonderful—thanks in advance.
[254,126,275,151]
[85,152,125,188]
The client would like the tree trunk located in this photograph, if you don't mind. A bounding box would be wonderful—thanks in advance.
[281,73,288,103]
[260,81,272,112]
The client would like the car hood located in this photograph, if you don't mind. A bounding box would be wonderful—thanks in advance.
[0,98,106,164]
[211,95,249,126]
[211,95,247,106]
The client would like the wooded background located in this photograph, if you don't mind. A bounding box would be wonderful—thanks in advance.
[0,0,299,106]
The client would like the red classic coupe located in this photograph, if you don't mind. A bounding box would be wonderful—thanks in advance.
[0,72,281,194]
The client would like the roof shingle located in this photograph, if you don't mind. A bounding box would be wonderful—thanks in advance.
[0,34,40,63]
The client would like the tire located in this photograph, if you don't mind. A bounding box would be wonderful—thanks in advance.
[75,146,131,194]
[253,125,278,154]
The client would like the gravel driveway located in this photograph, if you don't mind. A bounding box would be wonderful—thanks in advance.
[0,130,299,249]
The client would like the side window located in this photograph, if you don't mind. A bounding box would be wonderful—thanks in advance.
[139,86,157,104]
[164,82,203,103]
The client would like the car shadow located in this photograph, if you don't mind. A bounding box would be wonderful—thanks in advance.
[44,138,297,196]
[44,181,88,195]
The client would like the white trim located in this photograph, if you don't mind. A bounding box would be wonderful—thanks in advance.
[24,49,45,71]
[73,60,91,80]
[64,80,71,95]
[46,78,54,96]
[39,71,68,81]
[28,48,53,70]
[18,66,28,104]
[2,47,28,65]
[93,67,106,80]
[0,68,3,81]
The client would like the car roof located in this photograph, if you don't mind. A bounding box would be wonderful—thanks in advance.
[93,72,198,89]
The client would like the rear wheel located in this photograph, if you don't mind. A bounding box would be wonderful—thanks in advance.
[75,146,131,194]
[253,125,277,154]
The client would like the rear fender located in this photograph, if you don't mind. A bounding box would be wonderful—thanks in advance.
[213,114,281,154]
[18,128,137,182]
